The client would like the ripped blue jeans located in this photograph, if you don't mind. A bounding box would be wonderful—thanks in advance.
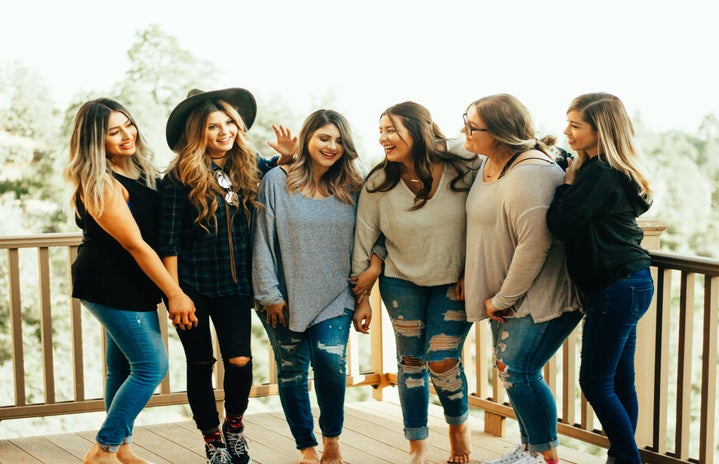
[379,275,473,441]
[490,310,582,453]
[261,309,352,449]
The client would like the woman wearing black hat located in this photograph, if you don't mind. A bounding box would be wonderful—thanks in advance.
[158,88,296,464]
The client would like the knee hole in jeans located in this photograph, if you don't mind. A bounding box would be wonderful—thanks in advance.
[227,356,251,367]
[428,359,463,394]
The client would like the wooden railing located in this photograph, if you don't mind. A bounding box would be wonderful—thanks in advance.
[1,226,717,463]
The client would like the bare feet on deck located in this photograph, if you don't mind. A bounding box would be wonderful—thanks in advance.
[320,435,343,464]
[83,444,121,464]
[447,422,472,463]
[407,439,428,464]
[299,446,320,464]
[116,444,154,464]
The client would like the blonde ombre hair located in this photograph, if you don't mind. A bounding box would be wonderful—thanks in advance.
[65,98,157,218]
[165,99,260,232]
[568,93,652,199]
[285,109,363,204]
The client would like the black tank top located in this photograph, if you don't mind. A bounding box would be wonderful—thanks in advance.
[71,172,163,311]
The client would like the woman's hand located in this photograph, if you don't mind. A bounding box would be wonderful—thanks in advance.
[353,298,372,334]
[263,301,289,328]
[563,156,577,185]
[167,292,198,330]
[268,124,298,164]
[454,275,465,301]
[349,255,382,304]
[484,297,507,323]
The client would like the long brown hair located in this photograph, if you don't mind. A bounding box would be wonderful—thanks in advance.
[367,101,474,210]
[286,109,363,204]
[165,99,261,232]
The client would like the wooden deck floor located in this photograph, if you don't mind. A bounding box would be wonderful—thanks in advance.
[0,400,604,464]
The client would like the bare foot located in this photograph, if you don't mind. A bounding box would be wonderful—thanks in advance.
[116,444,153,464]
[407,439,427,464]
[320,436,343,464]
[299,446,320,464]
[83,443,122,464]
[447,423,471,463]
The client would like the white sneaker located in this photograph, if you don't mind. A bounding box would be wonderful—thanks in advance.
[483,445,531,464]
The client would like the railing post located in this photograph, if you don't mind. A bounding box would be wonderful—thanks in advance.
[635,219,666,447]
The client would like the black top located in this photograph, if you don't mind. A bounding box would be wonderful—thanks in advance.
[71,172,163,311]
[546,156,652,294]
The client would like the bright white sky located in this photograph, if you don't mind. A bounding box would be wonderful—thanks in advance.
[2,0,718,157]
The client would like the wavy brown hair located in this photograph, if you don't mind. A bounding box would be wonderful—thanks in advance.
[65,98,157,217]
[286,109,363,204]
[165,99,260,232]
[367,101,475,210]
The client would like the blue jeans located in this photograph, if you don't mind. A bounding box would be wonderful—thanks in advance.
[490,310,582,453]
[261,309,353,449]
[580,268,654,464]
[81,300,168,452]
[379,275,473,440]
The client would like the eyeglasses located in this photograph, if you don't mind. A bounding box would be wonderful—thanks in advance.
[215,170,239,207]
[463,113,489,135]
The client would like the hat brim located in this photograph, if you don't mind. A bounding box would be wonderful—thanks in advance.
[166,88,257,151]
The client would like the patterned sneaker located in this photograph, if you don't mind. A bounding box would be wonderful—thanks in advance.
[205,441,233,464]
[222,421,251,464]
[483,445,531,464]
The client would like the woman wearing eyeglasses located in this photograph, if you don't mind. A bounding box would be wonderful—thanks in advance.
[158,88,295,464]
[462,94,582,464]
[66,98,198,464]
[351,101,480,464]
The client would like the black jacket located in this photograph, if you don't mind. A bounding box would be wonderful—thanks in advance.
[547,156,652,294]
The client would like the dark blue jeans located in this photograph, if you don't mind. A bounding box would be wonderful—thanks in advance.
[261,309,353,449]
[579,268,654,464]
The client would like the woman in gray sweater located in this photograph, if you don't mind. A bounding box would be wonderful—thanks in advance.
[463,94,582,464]
[252,109,367,464]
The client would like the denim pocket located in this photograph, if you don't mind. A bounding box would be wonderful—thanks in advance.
[629,283,654,319]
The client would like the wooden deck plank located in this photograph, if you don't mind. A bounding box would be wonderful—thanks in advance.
[0,400,605,463]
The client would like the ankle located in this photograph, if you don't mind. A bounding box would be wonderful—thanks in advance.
[224,413,244,432]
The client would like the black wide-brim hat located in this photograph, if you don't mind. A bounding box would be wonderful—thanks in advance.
[166,88,257,150]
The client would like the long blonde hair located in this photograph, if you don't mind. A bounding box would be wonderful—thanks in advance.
[286,109,363,204]
[568,93,652,198]
[65,98,157,217]
[165,99,260,232]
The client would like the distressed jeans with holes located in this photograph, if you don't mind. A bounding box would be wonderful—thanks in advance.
[490,310,582,453]
[261,309,352,450]
[379,275,473,441]
[580,268,653,464]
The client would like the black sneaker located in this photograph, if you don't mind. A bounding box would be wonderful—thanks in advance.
[205,441,233,464]
[222,421,251,464]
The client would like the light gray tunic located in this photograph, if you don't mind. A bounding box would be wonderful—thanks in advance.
[252,167,356,332]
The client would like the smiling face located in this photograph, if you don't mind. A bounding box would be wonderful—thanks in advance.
[105,111,137,159]
[307,123,344,174]
[379,114,413,166]
[204,110,238,158]
[565,109,599,157]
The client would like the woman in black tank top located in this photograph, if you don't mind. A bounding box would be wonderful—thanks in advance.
[65,98,197,464]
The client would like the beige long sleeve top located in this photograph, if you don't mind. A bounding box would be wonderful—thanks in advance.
[464,158,581,322]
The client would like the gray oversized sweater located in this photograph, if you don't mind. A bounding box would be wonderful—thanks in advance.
[464,158,581,322]
[252,167,356,332]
